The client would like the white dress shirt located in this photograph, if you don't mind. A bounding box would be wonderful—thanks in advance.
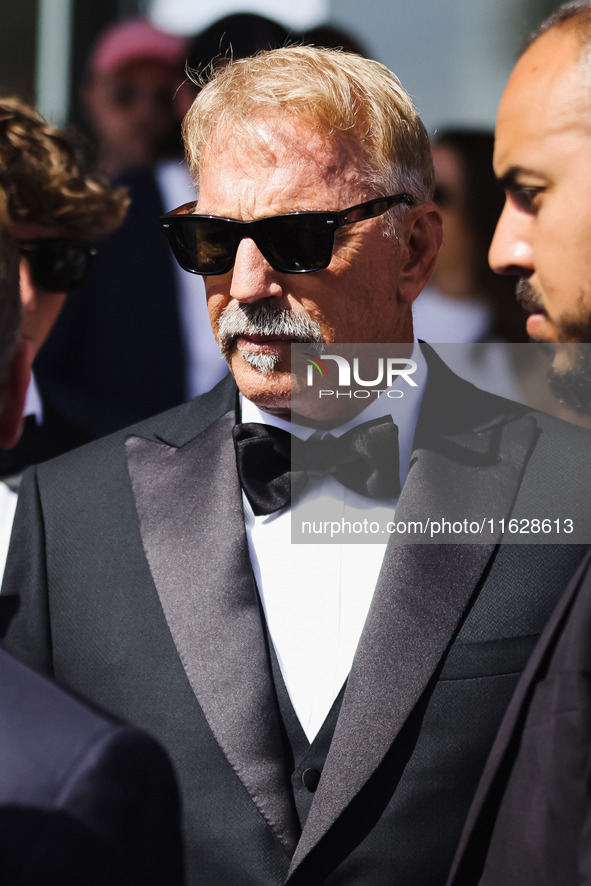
[23,372,43,425]
[241,349,427,740]
[0,481,17,587]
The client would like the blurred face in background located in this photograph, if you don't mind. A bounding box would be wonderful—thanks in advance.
[83,60,181,177]
[430,142,479,299]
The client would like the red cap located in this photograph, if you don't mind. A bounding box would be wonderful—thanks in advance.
[88,18,188,77]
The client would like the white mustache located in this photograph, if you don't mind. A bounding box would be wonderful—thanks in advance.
[217,303,323,358]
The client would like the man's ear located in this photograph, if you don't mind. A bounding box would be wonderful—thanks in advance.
[0,338,32,449]
[397,203,443,305]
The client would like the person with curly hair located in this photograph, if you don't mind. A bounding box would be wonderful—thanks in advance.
[0,97,128,483]
[0,97,128,355]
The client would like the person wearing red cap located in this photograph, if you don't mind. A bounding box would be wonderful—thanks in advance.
[82,18,187,179]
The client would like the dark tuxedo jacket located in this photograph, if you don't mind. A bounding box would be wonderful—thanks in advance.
[0,404,91,486]
[0,598,184,886]
[3,354,591,886]
[446,548,591,886]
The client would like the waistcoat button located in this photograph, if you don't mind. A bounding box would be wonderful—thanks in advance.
[302,768,321,792]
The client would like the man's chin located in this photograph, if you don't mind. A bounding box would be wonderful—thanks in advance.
[239,348,283,376]
[229,352,292,411]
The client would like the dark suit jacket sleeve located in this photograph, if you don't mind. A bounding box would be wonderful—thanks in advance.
[2,465,54,674]
[1,469,185,885]
[0,723,183,886]
[34,167,186,439]
[8,724,185,886]
[446,550,591,886]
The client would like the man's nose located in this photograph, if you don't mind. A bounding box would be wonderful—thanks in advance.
[229,237,284,303]
[489,202,534,276]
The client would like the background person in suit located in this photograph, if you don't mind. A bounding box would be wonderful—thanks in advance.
[35,13,291,443]
[0,97,129,485]
[3,46,591,886]
[446,3,591,883]
[414,129,528,345]
[0,224,184,885]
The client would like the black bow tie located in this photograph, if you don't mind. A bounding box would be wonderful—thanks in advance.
[232,416,401,516]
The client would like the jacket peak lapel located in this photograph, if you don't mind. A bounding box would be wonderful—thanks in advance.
[289,406,540,877]
[126,408,298,855]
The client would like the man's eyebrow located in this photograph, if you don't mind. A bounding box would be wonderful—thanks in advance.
[496,167,540,190]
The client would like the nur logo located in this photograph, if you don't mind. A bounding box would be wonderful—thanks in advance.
[303,353,329,379]
[302,351,418,400]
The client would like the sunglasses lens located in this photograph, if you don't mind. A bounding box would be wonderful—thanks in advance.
[22,241,96,292]
[165,219,236,275]
[113,84,173,110]
[161,212,337,275]
[260,215,334,273]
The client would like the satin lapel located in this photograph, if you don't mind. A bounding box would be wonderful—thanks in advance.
[126,409,298,855]
[289,399,539,876]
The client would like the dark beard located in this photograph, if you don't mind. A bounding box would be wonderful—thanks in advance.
[547,344,591,416]
[515,278,544,314]
[514,279,591,415]
[516,278,591,343]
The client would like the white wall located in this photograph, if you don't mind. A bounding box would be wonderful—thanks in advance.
[149,0,328,34]
[329,0,535,133]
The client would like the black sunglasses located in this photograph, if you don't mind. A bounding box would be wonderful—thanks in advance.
[159,193,415,276]
[111,83,173,111]
[17,238,98,293]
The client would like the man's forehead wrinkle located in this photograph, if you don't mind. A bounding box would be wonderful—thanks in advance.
[209,115,365,175]
[199,121,367,218]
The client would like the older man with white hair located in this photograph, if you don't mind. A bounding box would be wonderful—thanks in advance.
[4,45,591,885]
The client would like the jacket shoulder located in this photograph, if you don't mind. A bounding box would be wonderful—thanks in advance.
[34,373,238,482]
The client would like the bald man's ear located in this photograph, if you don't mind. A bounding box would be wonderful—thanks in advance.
[397,203,443,304]
[0,338,32,450]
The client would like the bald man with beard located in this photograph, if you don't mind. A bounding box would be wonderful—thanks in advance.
[448,3,591,884]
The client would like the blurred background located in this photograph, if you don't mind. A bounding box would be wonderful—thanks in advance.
[0,0,567,132]
[0,0,577,468]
